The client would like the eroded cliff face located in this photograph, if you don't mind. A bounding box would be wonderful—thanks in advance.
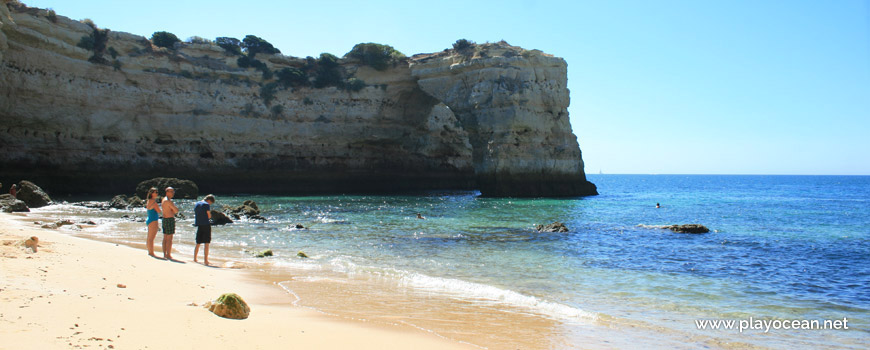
[410,46,596,196]
[0,3,595,197]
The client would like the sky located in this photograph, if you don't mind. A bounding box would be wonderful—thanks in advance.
[21,0,870,175]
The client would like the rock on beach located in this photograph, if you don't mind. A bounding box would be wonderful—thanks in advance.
[16,180,52,208]
[206,293,251,319]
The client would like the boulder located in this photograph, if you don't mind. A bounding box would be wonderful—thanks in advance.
[206,293,251,319]
[16,181,52,208]
[0,194,29,213]
[135,178,199,199]
[41,223,58,229]
[108,195,145,209]
[297,251,309,258]
[109,195,130,210]
[667,224,710,234]
[127,195,144,207]
[294,224,305,229]
[230,200,260,217]
[210,210,233,225]
[536,222,569,233]
[242,200,259,211]
[255,249,273,258]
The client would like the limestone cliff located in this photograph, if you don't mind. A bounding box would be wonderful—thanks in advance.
[0,2,596,197]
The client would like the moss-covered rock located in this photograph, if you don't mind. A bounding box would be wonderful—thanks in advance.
[254,249,273,258]
[207,293,251,319]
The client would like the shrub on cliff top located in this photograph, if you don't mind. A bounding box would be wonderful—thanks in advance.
[46,8,57,23]
[242,35,280,57]
[453,38,475,51]
[186,36,213,45]
[344,43,405,71]
[151,31,181,49]
[216,37,242,55]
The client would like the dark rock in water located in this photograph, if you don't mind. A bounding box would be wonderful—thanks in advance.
[135,178,198,199]
[536,221,569,233]
[230,200,260,218]
[242,200,259,212]
[207,293,250,319]
[127,195,144,208]
[294,224,305,229]
[667,224,710,234]
[16,180,52,208]
[249,215,267,222]
[210,210,233,225]
[297,251,309,258]
[80,220,97,225]
[0,194,30,213]
[255,249,273,258]
[109,195,130,210]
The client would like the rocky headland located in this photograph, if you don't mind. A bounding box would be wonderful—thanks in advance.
[0,2,596,197]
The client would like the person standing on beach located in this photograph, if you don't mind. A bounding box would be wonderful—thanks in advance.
[193,194,215,266]
[145,187,162,257]
[161,187,179,260]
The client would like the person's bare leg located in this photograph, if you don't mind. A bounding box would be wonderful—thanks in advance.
[166,235,174,260]
[162,235,170,258]
[147,222,157,256]
[203,243,210,266]
[194,244,200,263]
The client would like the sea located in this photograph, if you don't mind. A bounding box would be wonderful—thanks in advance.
[32,175,870,349]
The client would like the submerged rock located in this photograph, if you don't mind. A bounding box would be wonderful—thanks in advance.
[294,224,305,229]
[206,293,251,319]
[16,181,52,208]
[297,251,309,258]
[667,224,710,234]
[0,194,29,213]
[135,178,199,199]
[536,222,569,233]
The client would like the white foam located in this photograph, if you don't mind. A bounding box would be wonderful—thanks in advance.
[398,272,598,324]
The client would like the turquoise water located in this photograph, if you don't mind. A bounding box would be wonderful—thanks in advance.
[42,175,870,348]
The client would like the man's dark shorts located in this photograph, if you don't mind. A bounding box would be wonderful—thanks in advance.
[162,217,175,235]
[196,225,212,244]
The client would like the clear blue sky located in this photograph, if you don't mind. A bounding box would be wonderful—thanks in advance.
[23,0,870,175]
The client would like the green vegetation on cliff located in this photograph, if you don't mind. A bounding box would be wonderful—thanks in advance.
[76,19,110,64]
[151,31,180,49]
[344,43,405,71]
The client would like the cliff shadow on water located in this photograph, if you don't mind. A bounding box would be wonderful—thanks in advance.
[0,2,596,197]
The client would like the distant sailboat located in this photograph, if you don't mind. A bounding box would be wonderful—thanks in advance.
[599,169,603,175]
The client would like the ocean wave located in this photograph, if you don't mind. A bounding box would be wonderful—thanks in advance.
[397,272,599,324]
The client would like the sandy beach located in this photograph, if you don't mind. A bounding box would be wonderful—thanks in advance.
[0,212,470,350]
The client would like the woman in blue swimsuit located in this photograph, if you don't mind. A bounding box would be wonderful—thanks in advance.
[145,187,162,257]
